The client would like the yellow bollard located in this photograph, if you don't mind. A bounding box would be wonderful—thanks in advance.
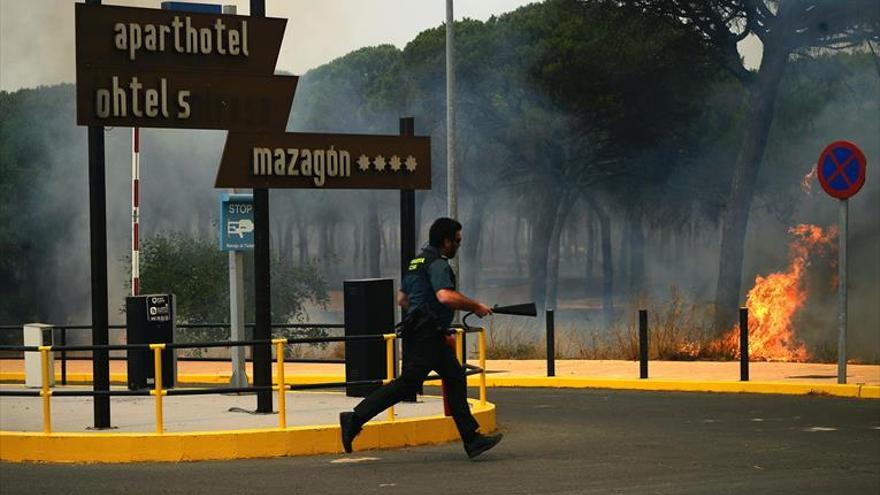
[273,339,287,429]
[150,344,165,434]
[384,333,396,421]
[39,346,52,434]
[455,329,464,364]
[478,329,486,405]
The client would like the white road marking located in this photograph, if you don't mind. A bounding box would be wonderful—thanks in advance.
[331,456,381,464]
[802,427,837,432]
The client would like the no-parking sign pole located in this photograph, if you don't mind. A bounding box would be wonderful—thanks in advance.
[837,199,847,384]
[816,140,867,385]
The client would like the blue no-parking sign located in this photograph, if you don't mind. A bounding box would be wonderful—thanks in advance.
[219,193,254,251]
[817,141,867,200]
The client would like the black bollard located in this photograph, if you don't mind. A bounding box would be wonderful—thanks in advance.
[639,310,648,379]
[546,309,555,377]
[740,307,749,381]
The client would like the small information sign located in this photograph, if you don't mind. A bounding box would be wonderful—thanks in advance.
[219,193,254,251]
[147,295,172,322]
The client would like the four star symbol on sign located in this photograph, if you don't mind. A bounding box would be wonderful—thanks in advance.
[355,154,418,173]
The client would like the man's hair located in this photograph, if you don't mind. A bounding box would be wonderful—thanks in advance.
[429,217,462,248]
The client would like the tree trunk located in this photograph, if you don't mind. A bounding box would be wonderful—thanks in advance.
[713,37,789,332]
[367,196,381,278]
[279,221,293,265]
[462,195,487,295]
[353,221,361,277]
[546,193,576,311]
[513,215,523,276]
[627,207,645,296]
[586,196,614,327]
[585,213,596,288]
[380,220,391,272]
[297,220,308,266]
[329,222,338,281]
[529,186,561,312]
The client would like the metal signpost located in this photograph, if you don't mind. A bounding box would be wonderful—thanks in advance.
[219,193,253,388]
[816,140,867,384]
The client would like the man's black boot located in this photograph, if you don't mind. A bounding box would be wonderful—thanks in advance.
[464,432,503,459]
[339,412,362,454]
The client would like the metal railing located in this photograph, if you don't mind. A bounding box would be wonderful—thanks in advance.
[0,327,488,434]
[0,323,346,385]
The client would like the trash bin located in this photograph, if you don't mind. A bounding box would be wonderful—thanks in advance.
[24,323,54,388]
[343,279,394,397]
[126,294,176,390]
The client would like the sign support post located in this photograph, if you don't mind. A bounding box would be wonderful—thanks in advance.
[816,140,866,385]
[85,0,111,430]
[220,4,248,391]
[399,117,417,399]
[250,0,273,414]
[837,198,847,384]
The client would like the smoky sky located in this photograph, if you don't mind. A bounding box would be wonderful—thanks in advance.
[0,0,764,92]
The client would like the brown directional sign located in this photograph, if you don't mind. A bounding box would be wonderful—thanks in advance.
[75,3,294,131]
[216,132,432,190]
[75,3,285,74]
[76,67,297,130]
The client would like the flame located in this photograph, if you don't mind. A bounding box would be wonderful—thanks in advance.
[801,168,817,194]
[721,224,837,361]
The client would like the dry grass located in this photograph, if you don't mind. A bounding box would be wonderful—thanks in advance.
[485,288,739,361]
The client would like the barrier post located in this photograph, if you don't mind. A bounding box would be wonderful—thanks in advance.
[274,339,287,428]
[384,334,396,421]
[546,309,556,377]
[151,344,165,434]
[478,328,486,406]
[639,310,648,379]
[455,329,464,364]
[39,345,52,434]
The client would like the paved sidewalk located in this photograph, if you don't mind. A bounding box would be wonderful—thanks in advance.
[0,386,444,433]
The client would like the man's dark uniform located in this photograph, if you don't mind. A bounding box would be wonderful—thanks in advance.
[350,245,480,443]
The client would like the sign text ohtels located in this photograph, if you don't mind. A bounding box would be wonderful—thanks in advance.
[75,4,296,131]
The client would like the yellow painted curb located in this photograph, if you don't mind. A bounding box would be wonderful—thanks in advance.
[0,398,495,463]
[466,375,880,399]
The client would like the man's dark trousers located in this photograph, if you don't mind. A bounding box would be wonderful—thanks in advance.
[353,333,479,443]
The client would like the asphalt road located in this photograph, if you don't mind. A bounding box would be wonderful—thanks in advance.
[2,388,879,494]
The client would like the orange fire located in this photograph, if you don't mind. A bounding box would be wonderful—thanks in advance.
[801,167,817,194]
[721,224,837,361]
